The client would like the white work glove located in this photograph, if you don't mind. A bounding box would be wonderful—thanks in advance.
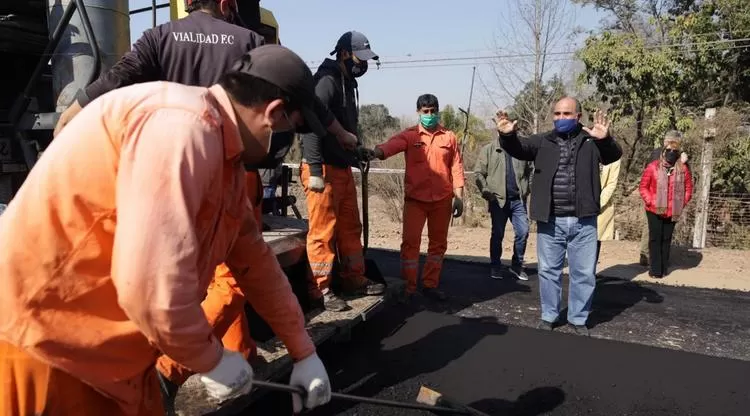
[199,349,254,403]
[289,352,331,413]
[308,176,325,193]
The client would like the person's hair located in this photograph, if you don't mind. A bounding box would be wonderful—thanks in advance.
[664,138,681,151]
[186,0,220,14]
[663,130,682,144]
[416,94,439,111]
[218,72,300,111]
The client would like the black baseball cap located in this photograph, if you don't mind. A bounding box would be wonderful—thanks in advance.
[330,31,379,61]
[230,44,327,137]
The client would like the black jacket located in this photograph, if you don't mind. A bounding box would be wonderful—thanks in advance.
[78,11,334,173]
[78,11,266,105]
[300,59,360,176]
[499,125,623,223]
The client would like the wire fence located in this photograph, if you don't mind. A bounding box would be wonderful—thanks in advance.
[612,191,750,250]
[281,164,750,250]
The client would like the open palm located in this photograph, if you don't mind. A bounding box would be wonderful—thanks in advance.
[582,110,611,140]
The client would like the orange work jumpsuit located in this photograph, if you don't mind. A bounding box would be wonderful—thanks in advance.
[300,162,367,298]
[155,170,263,386]
[376,125,466,294]
[0,82,314,416]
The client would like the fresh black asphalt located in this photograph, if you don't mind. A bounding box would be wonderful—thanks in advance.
[245,248,750,415]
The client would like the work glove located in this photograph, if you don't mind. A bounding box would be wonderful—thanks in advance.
[452,197,464,218]
[289,352,331,413]
[481,190,494,201]
[356,146,376,161]
[308,176,325,193]
[199,349,254,403]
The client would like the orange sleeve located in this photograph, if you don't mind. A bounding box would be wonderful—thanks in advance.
[450,132,466,188]
[225,211,315,362]
[376,130,410,159]
[112,108,223,374]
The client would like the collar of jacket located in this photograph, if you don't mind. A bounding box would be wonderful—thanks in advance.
[316,58,358,89]
[417,123,447,136]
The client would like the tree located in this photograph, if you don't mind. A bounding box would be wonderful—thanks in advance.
[509,75,566,134]
[440,105,494,159]
[358,104,400,146]
[574,0,750,191]
[487,0,575,134]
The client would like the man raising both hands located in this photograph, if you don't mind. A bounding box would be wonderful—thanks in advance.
[496,98,622,335]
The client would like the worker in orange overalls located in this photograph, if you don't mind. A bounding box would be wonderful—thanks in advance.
[300,31,385,312]
[364,94,466,303]
[51,1,356,408]
[0,45,331,416]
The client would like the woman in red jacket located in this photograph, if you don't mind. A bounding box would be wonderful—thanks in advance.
[639,139,693,278]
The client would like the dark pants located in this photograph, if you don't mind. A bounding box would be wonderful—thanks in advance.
[489,198,529,267]
[646,211,676,276]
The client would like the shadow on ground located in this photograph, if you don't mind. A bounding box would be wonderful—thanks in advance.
[304,312,512,416]
[469,386,566,415]
[598,245,703,282]
[587,277,664,328]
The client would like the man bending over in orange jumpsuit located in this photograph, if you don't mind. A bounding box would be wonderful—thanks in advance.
[51,3,357,406]
[362,94,466,303]
[0,45,331,416]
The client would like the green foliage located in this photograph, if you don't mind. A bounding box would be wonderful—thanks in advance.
[510,75,566,135]
[712,135,750,194]
[439,105,494,157]
[358,104,401,146]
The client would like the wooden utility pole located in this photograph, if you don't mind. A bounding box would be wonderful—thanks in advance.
[692,108,716,249]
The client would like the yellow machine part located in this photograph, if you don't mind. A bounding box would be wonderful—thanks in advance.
[168,1,279,44]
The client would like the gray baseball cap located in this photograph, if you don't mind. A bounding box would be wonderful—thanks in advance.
[330,31,379,61]
[231,44,327,137]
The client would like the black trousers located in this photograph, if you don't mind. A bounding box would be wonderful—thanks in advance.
[646,211,676,276]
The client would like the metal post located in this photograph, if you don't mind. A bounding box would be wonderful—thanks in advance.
[692,108,716,249]
[152,0,157,27]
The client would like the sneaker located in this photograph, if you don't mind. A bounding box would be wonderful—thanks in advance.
[323,293,349,312]
[537,320,554,331]
[571,324,590,336]
[422,287,447,302]
[345,279,386,296]
[490,265,504,279]
[510,264,529,281]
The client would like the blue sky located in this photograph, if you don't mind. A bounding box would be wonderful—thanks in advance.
[128,0,604,121]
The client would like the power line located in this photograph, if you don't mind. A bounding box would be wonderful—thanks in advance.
[304,36,750,68]
[304,42,749,72]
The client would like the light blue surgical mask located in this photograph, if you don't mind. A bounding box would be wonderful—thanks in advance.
[420,113,439,129]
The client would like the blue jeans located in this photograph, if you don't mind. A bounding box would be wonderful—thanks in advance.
[489,198,529,267]
[537,215,597,326]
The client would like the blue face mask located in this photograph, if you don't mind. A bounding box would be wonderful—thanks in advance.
[553,118,578,134]
[420,113,439,129]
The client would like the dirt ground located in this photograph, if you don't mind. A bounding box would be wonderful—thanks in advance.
[291,189,750,292]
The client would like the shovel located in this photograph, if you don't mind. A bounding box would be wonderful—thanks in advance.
[359,158,386,285]
[253,379,489,415]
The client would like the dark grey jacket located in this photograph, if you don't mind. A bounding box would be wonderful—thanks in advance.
[300,59,360,177]
[474,140,533,207]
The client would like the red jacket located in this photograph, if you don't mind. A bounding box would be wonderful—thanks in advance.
[640,160,693,217]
